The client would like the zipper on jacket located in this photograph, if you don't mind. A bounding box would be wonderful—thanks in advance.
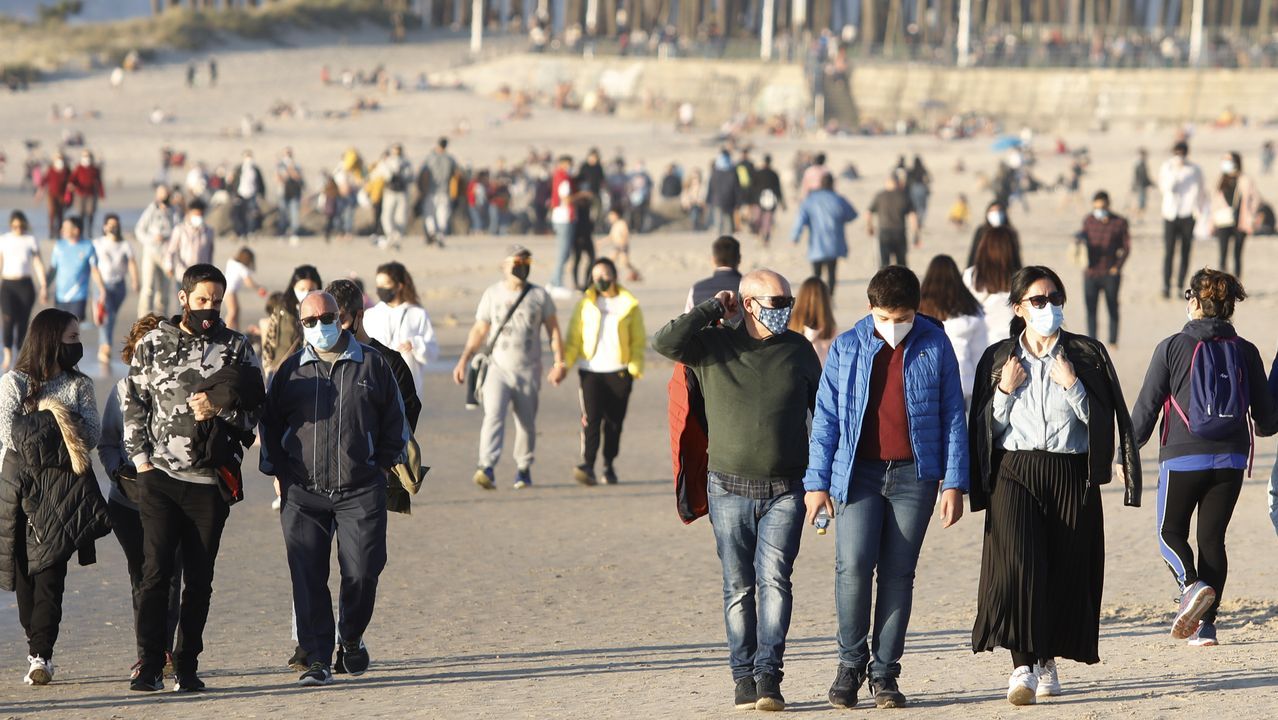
[28,519,42,544]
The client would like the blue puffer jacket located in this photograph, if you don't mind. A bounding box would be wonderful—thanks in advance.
[804,314,970,501]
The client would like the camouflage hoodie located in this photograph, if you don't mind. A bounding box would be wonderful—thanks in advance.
[123,317,261,482]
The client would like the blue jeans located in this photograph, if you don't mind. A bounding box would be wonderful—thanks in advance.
[551,221,573,287]
[99,280,128,348]
[706,480,804,681]
[281,197,301,236]
[835,460,937,679]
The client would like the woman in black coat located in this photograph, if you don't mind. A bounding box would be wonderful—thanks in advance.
[0,308,109,686]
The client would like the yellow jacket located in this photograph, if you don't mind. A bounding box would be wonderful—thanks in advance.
[564,286,646,378]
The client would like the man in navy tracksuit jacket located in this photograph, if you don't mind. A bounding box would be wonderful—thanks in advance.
[259,291,407,687]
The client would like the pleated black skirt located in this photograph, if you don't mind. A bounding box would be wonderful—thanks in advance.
[972,450,1105,664]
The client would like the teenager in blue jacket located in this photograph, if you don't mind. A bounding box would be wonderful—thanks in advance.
[804,265,968,710]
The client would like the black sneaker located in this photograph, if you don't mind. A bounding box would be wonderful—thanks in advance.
[298,661,333,687]
[828,665,865,708]
[172,671,205,693]
[870,675,907,709]
[287,645,309,672]
[335,639,369,676]
[601,466,619,485]
[754,673,786,712]
[734,677,758,710]
[130,669,163,692]
[573,465,597,486]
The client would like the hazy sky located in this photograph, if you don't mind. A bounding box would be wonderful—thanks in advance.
[0,0,152,23]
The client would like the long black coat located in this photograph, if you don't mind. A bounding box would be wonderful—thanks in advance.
[0,399,111,590]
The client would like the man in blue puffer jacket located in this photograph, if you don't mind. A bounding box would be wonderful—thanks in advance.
[803,266,969,710]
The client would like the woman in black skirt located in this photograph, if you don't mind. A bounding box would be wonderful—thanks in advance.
[968,266,1141,706]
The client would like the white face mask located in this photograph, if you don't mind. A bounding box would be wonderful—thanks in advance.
[1027,304,1064,338]
[1221,160,1237,174]
[189,215,204,227]
[1186,299,1197,322]
[294,287,310,303]
[986,211,1004,227]
[874,319,914,349]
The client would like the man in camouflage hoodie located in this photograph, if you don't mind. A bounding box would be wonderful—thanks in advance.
[123,263,262,693]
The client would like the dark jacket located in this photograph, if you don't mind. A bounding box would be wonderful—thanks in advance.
[0,399,111,591]
[968,330,1141,512]
[259,335,408,494]
[1132,319,1278,462]
[368,337,421,514]
[707,160,739,212]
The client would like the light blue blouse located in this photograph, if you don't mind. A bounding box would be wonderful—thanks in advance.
[993,334,1089,454]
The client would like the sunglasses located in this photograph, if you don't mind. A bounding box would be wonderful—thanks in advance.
[1020,292,1065,309]
[1183,288,1197,301]
[749,295,795,309]
[300,312,338,329]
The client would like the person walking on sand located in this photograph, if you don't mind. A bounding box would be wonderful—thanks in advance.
[788,277,836,366]
[968,266,1141,706]
[1158,141,1207,299]
[276,148,305,239]
[134,185,178,318]
[805,266,968,710]
[686,235,743,318]
[260,291,407,688]
[228,151,265,241]
[867,175,920,270]
[453,246,566,490]
[377,144,413,247]
[919,255,987,407]
[1208,152,1260,281]
[420,137,457,245]
[753,154,785,246]
[605,208,641,282]
[68,150,105,237]
[363,262,439,409]
[49,217,105,322]
[37,153,71,241]
[792,174,857,294]
[222,247,267,332]
[653,269,821,712]
[549,155,588,294]
[963,226,1022,344]
[1076,191,1130,348]
[0,211,49,369]
[1129,269,1278,648]
[165,199,214,283]
[92,213,140,364]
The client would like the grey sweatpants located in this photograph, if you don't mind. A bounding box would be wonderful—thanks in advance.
[478,364,540,471]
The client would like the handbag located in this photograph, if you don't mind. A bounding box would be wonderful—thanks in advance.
[465,284,532,409]
[1214,188,1241,228]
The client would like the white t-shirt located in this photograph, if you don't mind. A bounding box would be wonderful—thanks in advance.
[225,258,253,294]
[92,236,134,285]
[551,179,573,224]
[583,295,627,374]
[0,232,40,279]
[963,266,1012,343]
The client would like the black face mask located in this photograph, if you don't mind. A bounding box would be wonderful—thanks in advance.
[185,307,221,336]
[57,342,83,371]
[594,278,613,293]
[376,287,397,304]
[511,264,530,281]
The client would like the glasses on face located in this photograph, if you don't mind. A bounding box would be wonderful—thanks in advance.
[1021,292,1065,309]
[300,312,338,329]
[750,295,795,309]
[1183,288,1197,301]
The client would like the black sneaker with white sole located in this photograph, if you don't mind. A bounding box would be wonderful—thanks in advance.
[130,669,164,692]
[298,661,333,687]
[734,677,757,709]
[334,640,370,676]
[870,676,907,708]
[601,466,619,485]
[754,673,786,712]
[828,664,866,708]
[173,671,206,693]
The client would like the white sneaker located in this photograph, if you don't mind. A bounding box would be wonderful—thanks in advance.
[1007,666,1037,706]
[1034,658,1061,697]
[24,655,52,686]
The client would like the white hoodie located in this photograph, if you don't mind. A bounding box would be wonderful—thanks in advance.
[941,312,988,404]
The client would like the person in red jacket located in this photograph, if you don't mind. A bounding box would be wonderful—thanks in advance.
[68,151,105,237]
[37,153,71,241]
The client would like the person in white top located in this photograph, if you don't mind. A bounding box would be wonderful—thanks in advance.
[92,213,140,364]
[920,254,988,406]
[1158,141,1208,298]
[134,186,178,319]
[788,276,837,366]
[0,211,48,369]
[362,261,439,406]
[223,247,267,331]
[963,226,1021,344]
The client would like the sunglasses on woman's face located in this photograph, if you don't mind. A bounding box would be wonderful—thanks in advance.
[751,295,795,309]
[1021,292,1065,309]
[300,312,338,329]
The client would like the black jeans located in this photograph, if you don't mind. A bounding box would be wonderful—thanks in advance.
[14,512,68,659]
[571,215,596,291]
[1083,273,1121,345]
[281,483,388,668]
[136,469,229,674]
[1163,217,1195,294]
[0,277,36,352]
[878,228,908,269]
[109,498,183,659]
[1157,466,1244,624]
[1215,228,1247,279]
[579,369,634,469]
[812,260,838,293]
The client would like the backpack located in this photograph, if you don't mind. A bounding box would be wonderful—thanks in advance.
[1165,336,1251,442]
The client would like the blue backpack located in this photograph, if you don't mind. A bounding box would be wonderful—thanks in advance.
[1165,336,1251,442]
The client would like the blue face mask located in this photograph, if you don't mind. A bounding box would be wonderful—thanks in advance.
[304,319,342,351]
[754,305,792,337]
[1027,304,1064,337]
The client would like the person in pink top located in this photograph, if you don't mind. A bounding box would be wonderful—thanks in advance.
[801,153,831,199]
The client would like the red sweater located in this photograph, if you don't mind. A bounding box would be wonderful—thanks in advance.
[69,165,104,199]
[857,338,913,462]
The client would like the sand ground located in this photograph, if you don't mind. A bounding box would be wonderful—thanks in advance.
[0,36,1277,720]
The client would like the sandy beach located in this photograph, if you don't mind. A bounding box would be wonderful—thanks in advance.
[1,34,1277,719]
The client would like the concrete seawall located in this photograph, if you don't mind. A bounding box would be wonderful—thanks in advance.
[435,53,1278,130]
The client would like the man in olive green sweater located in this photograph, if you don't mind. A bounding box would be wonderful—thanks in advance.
[653,269,821,712]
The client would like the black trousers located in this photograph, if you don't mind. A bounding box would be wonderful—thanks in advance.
[1215,228,1247,279]
[878,228,908,269]
[1083,273,1121,345]
[579,369,634,469]
[281,483,387,668]
[136,470,228,674]
[1163,217,1195,294]
[1158,467,1244,625]
[0,277,37,352]
[812,260,838,293]
[109,498,183,659]
[571,215,596,291]
[13,512,68,659]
